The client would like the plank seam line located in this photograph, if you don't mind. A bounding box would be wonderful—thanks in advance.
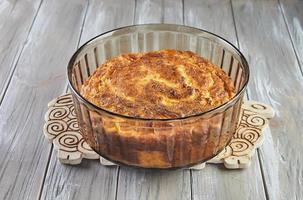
[230,1,268,199]
[133,0,137,24]
[76,0,90,49]
[114,166,120,200]
[37,145,53,200]
[182,0,185,25]
[277,0,303,77]
[257,149,270,200]
[190,170,193,200]
[36,0,90,198]
[229,0,240,49]
[161,0,164,23]
[0,0,44,106]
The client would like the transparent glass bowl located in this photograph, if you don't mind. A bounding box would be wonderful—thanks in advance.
[67,24,249,169]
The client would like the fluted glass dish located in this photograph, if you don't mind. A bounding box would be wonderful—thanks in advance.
[67,24,249,169]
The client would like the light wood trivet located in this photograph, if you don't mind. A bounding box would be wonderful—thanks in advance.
[43,94,274,170]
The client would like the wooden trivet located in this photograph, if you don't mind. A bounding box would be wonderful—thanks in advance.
[43,94,274,170]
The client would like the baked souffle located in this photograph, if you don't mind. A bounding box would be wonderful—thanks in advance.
[81,49,235,119]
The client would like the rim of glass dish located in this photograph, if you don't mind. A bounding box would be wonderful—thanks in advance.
[67,23,250,122]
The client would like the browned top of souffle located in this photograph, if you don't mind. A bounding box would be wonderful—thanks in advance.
[81,49,235,119]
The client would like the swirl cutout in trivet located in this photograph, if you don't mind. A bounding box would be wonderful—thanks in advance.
[207,100,274,169]
[44,94,98,165]
[43,94,274,169]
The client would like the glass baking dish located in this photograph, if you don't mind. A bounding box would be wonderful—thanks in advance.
[67,24,249,169]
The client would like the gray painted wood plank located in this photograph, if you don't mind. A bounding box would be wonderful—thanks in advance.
[116,1,191,200]
[184,1,267,199]
[135,0,183,24]
[162,0,183,23]
[231,0,303,199]
[118,168,191,200]
[190,160,266,200]
[279,0,303,73]
[185,0,238,45]
[41,157,118,200]
[80,0,136,45]
[40,0,135,199]
[0,0,88,199]
[0,0,42,99]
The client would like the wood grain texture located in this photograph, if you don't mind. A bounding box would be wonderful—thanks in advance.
[80,0,135,45]
[184,0,267,199]
[40,0,135,199]
[231,0,303,199]
[116,1,191,200]
[279,0,303,73]
[0,0,87,199]
[135,0,183,24]
[41,158,118,200]
[118,168,191,200]
[0,0,300,199]
[190,161,265,200]
[0,0,42,99]
[185,0,237,45]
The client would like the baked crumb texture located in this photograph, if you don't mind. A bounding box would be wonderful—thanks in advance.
[76,49,240,168]
[81,49,235,119]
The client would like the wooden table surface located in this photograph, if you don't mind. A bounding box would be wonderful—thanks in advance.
[0,0,302,199]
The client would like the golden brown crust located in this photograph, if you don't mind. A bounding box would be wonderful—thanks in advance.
[81,49,235,119]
